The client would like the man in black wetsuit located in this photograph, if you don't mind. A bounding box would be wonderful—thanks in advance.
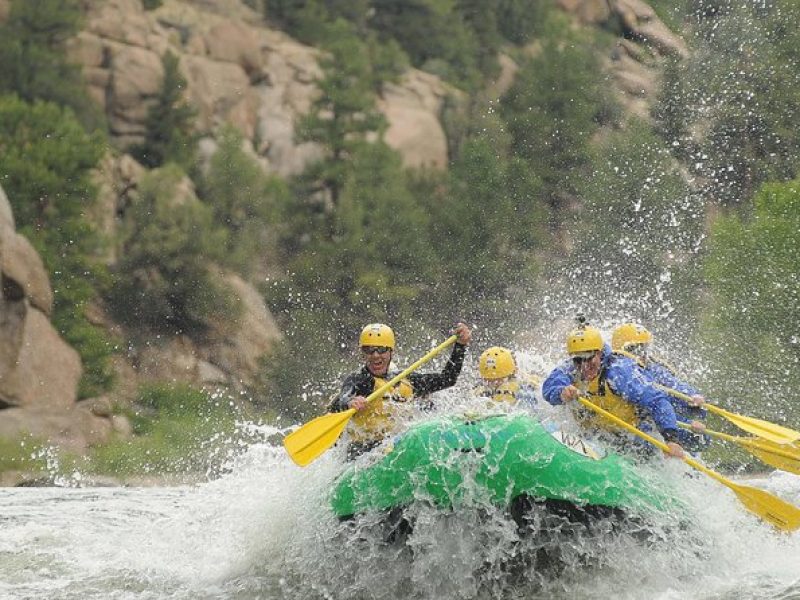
[328,322,472,458]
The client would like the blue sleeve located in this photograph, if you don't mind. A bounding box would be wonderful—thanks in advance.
[645,363,707,420]
[675,427,712,452]
[647,362,698,396]
[672,402,708,422]
[606,359,678,433]
[542,362,573,405]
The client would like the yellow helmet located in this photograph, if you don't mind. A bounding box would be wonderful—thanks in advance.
[566,325,603,356]
[479,346,516,380]
[359,323,395,349]
[611,323,652,351]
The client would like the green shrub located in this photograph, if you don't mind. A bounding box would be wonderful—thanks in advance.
[87,383,239,476]
[0,95,114,397]
[130,51,198,171]
[0,437,48,473]
[109,165,239,336]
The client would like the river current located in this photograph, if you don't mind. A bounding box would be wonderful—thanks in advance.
[2,412,799,600]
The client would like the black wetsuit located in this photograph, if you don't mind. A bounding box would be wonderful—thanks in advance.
[329,342,467,457]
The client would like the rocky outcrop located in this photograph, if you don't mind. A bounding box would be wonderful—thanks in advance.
[69,0,452,175]
[92,163,283,391]
[557,0,689,119]
[378,70,453,170]
[127,271,283,391]
[0,186,76,410]
[0,184,116,452]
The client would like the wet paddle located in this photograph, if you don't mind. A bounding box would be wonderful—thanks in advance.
[578,396,800,532]
[284,335,458,467]
[654,384,800,445]
[678,423,800,476]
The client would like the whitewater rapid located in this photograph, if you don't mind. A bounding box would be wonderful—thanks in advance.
[1,407,799,600]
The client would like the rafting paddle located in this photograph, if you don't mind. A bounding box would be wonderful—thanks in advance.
[678,422,800,476]
[284,335,458,467]
[654,384,800,445]
[578,396,800,532]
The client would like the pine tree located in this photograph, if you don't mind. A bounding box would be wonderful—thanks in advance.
[0,0,101,128]
[131,51,198,170]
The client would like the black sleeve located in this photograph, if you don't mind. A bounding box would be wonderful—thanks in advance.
[407,342,467,398]
[328,370,375,412]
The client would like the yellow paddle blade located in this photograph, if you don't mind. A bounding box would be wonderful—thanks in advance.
[738,438,800,476]
[706,405,800,445]
[283,335,459,467]
[283,409,356,467]
[680,423,800,476]
[579,396,800,532]
[654,384,800,445]
[728,481,800,532]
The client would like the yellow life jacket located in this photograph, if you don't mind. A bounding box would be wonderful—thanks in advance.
[577,370,639,432]
[474,374,540,406]
[348,376,414,443]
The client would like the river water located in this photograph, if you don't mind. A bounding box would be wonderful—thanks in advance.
[1,409,799,600]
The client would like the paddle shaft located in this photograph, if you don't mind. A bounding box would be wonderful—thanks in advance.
[361,335,458,407]
[677,423,800,462]
[283,335,458,466]
[578,396,800,531]
[653,383,800,445]
[576,397,737,485]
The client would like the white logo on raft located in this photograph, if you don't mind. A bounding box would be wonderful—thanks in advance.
[550,430,604,460]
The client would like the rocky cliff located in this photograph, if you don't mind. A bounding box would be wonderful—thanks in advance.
[0,0,687,457]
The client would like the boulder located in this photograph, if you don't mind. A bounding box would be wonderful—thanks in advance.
[379,70,454,170]
[0,309,82,410]
[0,406,113,454]
[0,223,54,315]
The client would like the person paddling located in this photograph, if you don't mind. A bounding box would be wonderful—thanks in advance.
[542,317,686,458]
[612,322,710,452]
[329,322,471,459]
[473,346,540,409]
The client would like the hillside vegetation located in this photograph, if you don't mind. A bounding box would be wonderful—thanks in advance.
[0,0,799,477]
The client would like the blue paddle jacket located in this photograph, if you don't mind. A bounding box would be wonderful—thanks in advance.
[542,344,680,442]
[641,359,710,450]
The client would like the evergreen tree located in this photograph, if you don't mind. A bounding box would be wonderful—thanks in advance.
[131,51,198,171]
[654,0,800,207]
[296,20,386,206]
[500,19,619,217]
[421,135,545,330]
[0,0,101,129]
[0,95,113,397]
[370,0,483,89]
[110,166,236,336]
[568,120,704,323]
[496,0,549,44]
[266,142,438,418]
[198,125,289,276]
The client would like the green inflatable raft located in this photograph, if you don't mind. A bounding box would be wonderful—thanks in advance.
[330,413,680,523]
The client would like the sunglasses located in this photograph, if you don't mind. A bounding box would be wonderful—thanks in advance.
[361,346,392,355]
[626,343,649,356]
[572,354,596,365]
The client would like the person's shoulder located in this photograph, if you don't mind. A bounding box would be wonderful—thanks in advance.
[609,352,638,368]
[607,354,642,381]
[520,372,542,387]
[341,367,371,384]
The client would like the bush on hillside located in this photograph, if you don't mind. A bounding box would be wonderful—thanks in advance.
[109,165,239,336]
